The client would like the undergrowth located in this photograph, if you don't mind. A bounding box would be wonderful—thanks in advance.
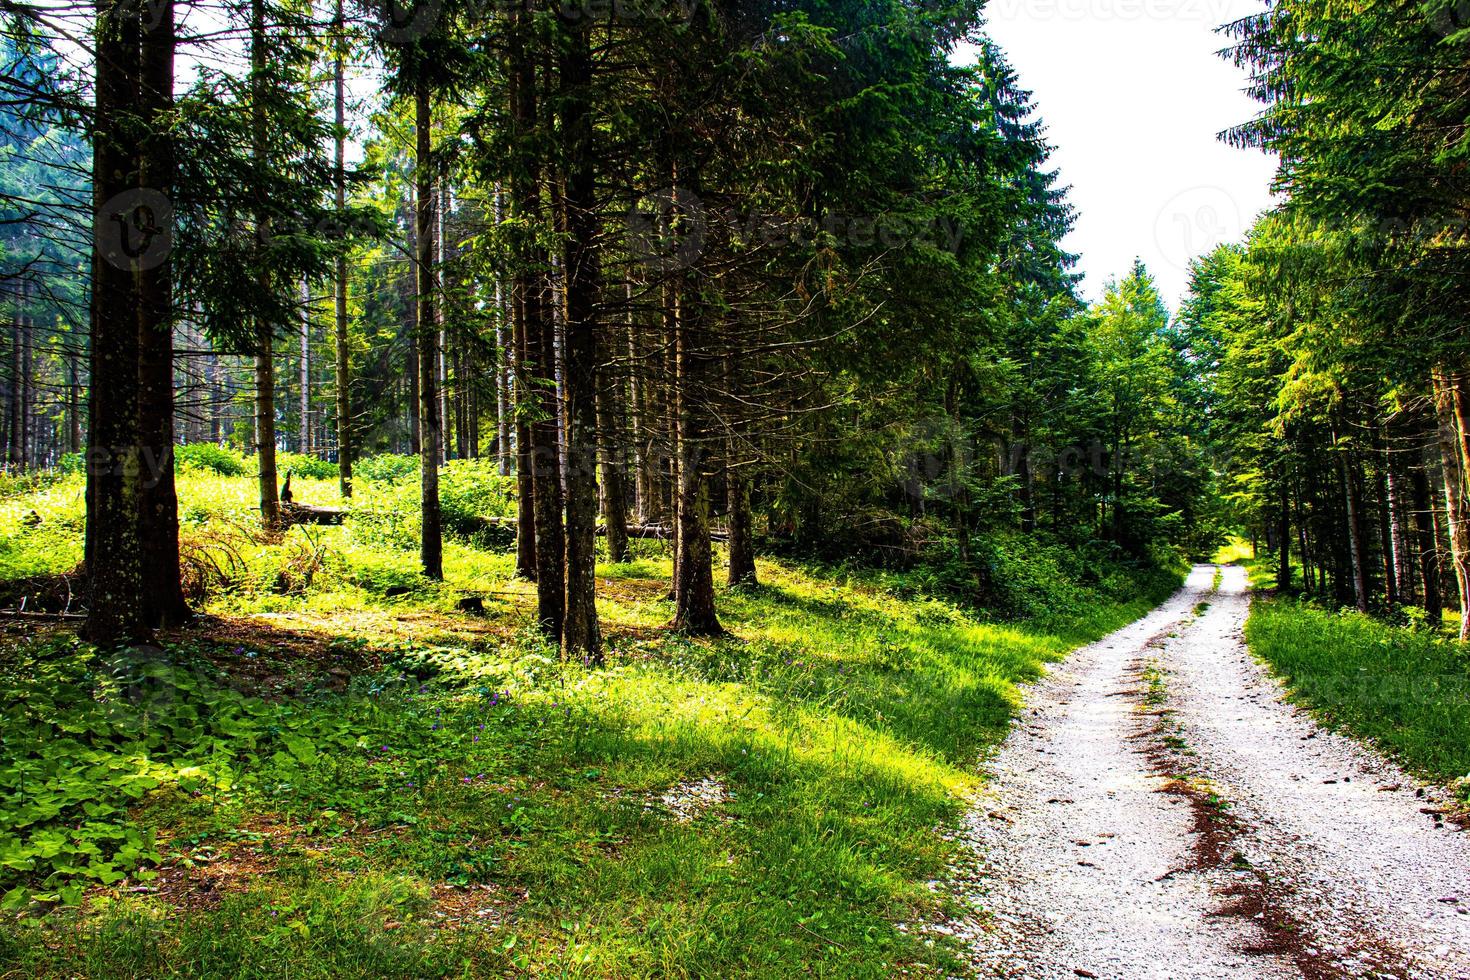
[0,464,1181,977]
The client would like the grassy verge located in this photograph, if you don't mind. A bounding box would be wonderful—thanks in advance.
[0,467,1179,978]
[1240,560,1470,805]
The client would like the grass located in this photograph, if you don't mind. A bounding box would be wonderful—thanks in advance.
[1211,535,1255,566]
[1241,559,1470,805]
[0,463,1180,978]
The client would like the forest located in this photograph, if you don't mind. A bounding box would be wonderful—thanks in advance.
[0,0,1467,975]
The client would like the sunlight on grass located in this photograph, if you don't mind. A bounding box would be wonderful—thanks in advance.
[1211,535,1254,565]
[0,469,1180,977]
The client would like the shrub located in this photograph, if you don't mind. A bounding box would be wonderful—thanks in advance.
[275,451,338,482]
[175,443,248,477]
[354,454,418,485]
[439,458,515,538]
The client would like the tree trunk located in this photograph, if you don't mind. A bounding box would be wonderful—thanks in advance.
[136,1,189,627]
[726,457,756,588]
[558,14,602,662]
[438,181,452,463]
[1276,476,1291,592]
[509,16,562,635]
[512,286,537,580]
[251,0,280,528]
[85,0,149,644]
[333,0,352,497]
[1431,366,1470,636]
[1336,428,1370,613]
[597,338,631,564]
[1410,458,1443,625]
[415,79,443,580]
[670,247,721,635]
[494,189,512,475]
[1387,455,1412,603]
[299,279,311,454]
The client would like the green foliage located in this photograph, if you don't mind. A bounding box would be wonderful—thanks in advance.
[275,452,339,482]
[353,454,418,485]
[176,444,249,478]
[1246,593,1470,803]
[0,466,1178,974]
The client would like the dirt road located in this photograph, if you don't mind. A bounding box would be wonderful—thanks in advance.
[954,565,1470,979]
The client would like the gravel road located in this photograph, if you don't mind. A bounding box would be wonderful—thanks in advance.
[951,564,1470,979]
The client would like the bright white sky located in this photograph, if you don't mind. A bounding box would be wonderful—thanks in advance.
[960,0,1280,311]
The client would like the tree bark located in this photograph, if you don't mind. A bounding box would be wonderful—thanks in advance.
[670,246,721,635]
[558,13,602,662]
[596,339,630,564]
[1410,457,1443,624]
[85,0,148,644]
[1431,366,1470,636]
[415,78,443,580]
[251,0,280,528]
[136,0,189,627]
[494,189,512,476]
[1337,431,1370,613]
[333,0,352,497]
[299,279,311,454]
[1276,476,1291,592]
[509,14,561,634]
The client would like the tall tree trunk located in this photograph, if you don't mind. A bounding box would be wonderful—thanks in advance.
[494,191,512,475]
[1431,366,1470,636]
[415,79,443,580]
[1410,456,1443,625]
[597,338,630,564]
[670,248,721,635]
[299,279,310,454]
[84,0,148,644]
[1335,423,1370,613]
[558,14,602,661]
[512,287,537,580]
[333,0,352,497]
[438,181,452,463]
[510,16,562,636]
[724,354,756,587]
[1276,476,1291,592]
[558,32,602,661]
[251,0,280,528]
[137,0,189,627]
[1387,452,1412,603]
[625,281,655,523]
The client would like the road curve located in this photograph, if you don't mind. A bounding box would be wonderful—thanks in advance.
[951,564,1470,979]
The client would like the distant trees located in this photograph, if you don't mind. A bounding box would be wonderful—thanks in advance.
[1207,0,1470,633]
[10,0,1228,651]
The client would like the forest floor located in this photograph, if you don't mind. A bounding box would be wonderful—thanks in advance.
[0,467,1186,978]
[954,564,1470,980]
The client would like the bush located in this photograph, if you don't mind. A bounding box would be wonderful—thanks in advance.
[275,451,338,482]
[439,458,515,538]
[176,443,248,477]
[354,454,418,485]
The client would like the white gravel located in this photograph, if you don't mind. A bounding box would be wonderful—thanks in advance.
[950,565,1470,979]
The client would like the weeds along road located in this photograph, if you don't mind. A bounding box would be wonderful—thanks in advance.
[954,565,1470,980]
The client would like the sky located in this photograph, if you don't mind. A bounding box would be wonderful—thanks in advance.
[961,0,1280,310]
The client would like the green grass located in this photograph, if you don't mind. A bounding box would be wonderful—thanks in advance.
[0,466,1180,978]
[1211,535,1255,565]
[1244,590,1470,804]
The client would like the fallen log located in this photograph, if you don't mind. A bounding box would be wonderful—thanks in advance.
[283,502,346,526]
